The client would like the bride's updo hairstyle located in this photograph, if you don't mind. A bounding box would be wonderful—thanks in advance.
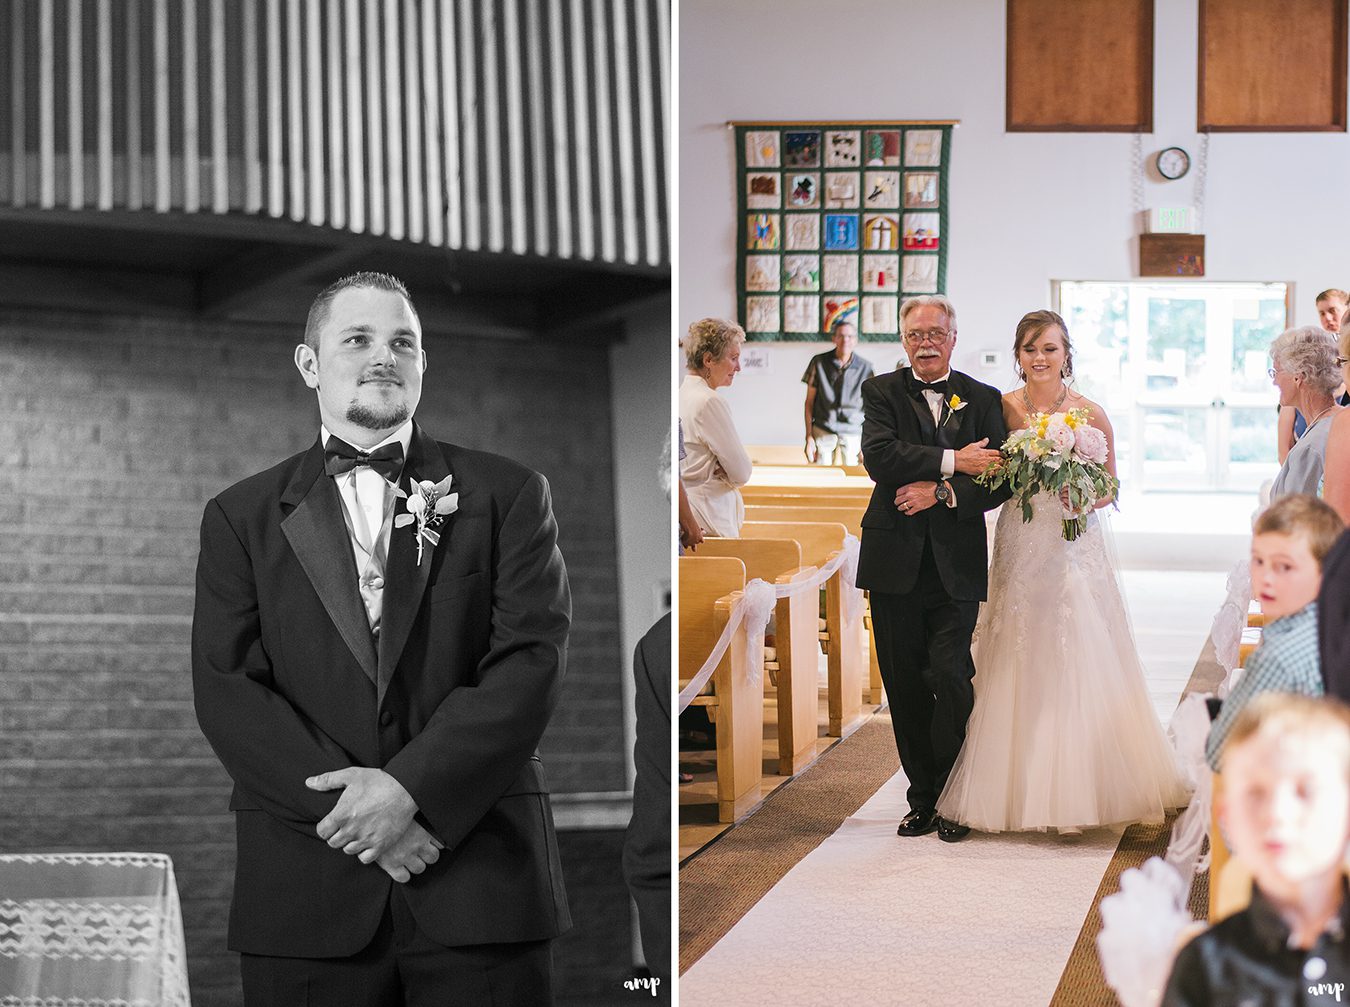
[1013,310,1074,382]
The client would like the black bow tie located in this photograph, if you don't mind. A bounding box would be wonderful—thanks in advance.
[910,377,949,398]
[323,436,405,481]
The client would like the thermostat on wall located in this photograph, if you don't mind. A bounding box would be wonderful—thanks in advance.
[981,351,1000,369]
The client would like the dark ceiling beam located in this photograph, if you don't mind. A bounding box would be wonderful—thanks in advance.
[538,280,670,339]
[196,241,372,320]
[0,260,199,316]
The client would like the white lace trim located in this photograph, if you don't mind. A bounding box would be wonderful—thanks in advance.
[0,856,169,870]
[0,854,190,1007]
[0,902,167,962]
[1,999,159,1007]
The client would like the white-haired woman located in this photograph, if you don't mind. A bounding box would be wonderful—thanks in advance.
[1269,325,1342,499]
[679,318,752,537]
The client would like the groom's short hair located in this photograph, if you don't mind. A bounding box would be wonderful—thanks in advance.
[303,272,419,350]
[899,295,956,331]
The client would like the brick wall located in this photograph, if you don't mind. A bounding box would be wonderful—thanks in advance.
[0,309,634,1004]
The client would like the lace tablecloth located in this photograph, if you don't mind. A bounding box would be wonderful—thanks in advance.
[0,852,191,1006]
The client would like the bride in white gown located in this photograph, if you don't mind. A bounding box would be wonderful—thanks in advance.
[936,310,1191,833]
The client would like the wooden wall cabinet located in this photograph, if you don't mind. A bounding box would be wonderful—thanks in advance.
[1199,0,1347,131]
[1006,0,1153,132]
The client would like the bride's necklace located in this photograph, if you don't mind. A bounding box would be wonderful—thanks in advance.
[1022,382,1068,416]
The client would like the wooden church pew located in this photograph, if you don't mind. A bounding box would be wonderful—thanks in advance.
[740,521,866,738]
[744,504,863,541]
[678,555,763,823]
[739,494,882,704]
[697,537,820,776]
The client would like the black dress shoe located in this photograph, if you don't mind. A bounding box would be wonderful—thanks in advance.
[896,807,938,836]
[936,816,971,843]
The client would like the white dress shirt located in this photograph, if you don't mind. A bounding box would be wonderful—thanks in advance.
[321,419,414,634]
[679,374,753,537]
[918,370,957,482]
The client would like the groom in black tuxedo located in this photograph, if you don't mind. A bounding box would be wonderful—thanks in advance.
[857,295,1008,843]
[192,272,571,1004]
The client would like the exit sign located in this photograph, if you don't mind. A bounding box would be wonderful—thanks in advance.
[1148,207,1195,233]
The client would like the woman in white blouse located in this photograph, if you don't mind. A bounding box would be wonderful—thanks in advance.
[679,318,753,537]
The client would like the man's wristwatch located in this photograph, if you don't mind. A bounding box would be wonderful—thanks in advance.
[933,481,951,504]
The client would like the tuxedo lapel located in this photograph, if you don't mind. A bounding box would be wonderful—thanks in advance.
[280,441,379,686]
[900,369,937,444]
[377,424,452,707]
[940,372,973,446]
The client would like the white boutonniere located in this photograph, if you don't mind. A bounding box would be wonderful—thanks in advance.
[393,475,458,566]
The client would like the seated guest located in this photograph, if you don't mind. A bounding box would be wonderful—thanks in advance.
[803,305,874,465]
[1323,317,1350,523]
[679,318,752,537]
[1206,494,1343,769]
[1269,326,1341,499]
[1279,289,1349,462]
[1164,693,1350,1006]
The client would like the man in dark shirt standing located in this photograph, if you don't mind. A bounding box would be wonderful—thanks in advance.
[803,318,875,465]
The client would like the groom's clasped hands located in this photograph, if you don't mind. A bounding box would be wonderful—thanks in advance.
[306,767,445,883]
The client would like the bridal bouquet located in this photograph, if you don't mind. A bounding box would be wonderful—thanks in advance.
[976,408,1118,541]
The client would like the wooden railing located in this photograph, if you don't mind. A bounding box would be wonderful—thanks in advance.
[0,0,669,267]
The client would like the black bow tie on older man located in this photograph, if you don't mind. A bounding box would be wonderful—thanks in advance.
[323,436,405,481]
[908,376,949,398]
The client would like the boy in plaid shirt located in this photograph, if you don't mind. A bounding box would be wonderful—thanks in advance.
[1206,494,1344,769]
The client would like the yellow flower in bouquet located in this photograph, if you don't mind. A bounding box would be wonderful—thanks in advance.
[976,408,1118,541]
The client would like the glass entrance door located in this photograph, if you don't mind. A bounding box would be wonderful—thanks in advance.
[1055,281,1289,492]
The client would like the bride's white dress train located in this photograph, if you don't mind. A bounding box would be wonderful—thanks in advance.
[936,492,1191,833]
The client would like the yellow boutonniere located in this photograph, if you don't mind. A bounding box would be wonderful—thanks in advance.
[948,393,964,410]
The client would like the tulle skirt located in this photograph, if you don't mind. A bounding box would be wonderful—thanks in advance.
[936,494,1191,833]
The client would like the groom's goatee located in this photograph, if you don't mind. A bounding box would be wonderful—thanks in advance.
[347,402,410,430]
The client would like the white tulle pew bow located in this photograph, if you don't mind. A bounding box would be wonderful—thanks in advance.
[677,534,862,714]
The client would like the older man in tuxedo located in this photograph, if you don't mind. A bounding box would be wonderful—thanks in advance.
[856,295,1007,844]
[192,272,571,1005]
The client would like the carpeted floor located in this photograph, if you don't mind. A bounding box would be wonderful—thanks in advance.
[679,581,1230,1001]
[678,715,901,974]
[1046,633,1224,1004]
[1046,814,1210,1005]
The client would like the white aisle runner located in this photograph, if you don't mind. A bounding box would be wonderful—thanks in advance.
[679,569,1222,1006]
[678,769,1123,1006]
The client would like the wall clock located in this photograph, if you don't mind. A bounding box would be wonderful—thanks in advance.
[1156,146,1191,180]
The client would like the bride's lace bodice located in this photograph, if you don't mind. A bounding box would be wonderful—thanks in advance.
[977,493,1120,651]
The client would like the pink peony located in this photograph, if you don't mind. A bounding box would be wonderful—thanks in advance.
[1073,424,1108,464]
[1045,416,1075,454]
